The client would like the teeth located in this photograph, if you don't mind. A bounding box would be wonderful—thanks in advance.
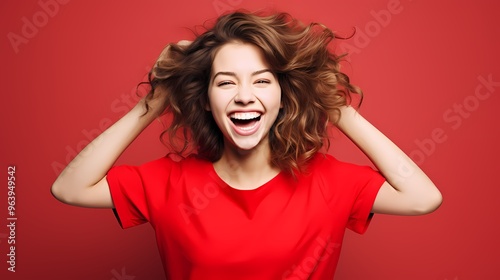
[229,112,261,120]
[239,121,259,131]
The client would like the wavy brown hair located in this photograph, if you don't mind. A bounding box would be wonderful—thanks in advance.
[144,10,362,175]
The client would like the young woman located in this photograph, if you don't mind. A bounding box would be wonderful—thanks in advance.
[51,11,442,279]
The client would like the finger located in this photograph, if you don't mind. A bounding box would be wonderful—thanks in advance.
[156,44,171,63]
[177,40,192,47]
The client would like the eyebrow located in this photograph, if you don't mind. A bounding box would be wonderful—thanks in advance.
[212,69,272,83]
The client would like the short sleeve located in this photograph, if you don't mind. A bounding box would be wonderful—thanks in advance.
[346,165,386,234]
[316,154,386,234]
[106,165,149,228]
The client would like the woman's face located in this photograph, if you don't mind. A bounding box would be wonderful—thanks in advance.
[207,42,282,152]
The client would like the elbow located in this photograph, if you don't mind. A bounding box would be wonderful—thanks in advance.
[50,181,74,205]
[50,181,65,203]
[412,188,443,215]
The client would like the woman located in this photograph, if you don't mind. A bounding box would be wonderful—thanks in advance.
[51,11,442,279]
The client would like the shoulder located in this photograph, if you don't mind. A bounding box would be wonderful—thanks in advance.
[117,154,211,178]
[305,153,385,206]
[138,154,208,167]
[307,153,372,174]
[304,153,383,188]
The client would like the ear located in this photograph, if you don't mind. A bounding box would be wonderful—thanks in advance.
[205,102,211,111]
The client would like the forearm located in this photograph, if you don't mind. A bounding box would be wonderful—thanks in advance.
[336,106,442,213]
[51,99,157,199]
[336,106,419,187]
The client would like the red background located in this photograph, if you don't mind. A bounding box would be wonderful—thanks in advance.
[1,0,499,279]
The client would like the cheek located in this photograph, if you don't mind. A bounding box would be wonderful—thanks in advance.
[269,87,282,110]
[206,88,219,111]
[207,91,228,114]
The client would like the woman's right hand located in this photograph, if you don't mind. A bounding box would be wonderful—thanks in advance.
[154,40,192,67]
[146,40,193,117]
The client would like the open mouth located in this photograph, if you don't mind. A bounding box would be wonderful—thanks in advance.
[229,112,262,131]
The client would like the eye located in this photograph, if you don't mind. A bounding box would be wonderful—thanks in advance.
[217,81,234,87]
[255,79,270,84]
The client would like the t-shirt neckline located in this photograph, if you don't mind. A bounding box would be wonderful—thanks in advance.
[208,163,284,193]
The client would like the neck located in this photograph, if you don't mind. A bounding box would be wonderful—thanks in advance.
[213,138,280,190]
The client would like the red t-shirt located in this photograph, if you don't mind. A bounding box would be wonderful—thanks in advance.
[106,153,385,279]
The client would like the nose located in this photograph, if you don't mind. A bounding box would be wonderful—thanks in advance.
[234,84,256,104]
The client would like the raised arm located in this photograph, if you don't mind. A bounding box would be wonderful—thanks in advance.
[51,40,191,208]
[336,105,443,215]
[51,95,166,208]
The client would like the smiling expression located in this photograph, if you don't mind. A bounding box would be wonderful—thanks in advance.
[207,41,282,153]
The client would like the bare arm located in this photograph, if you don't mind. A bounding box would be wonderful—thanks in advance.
[51,95,166,208]
[336,106,443,215]
[51,40,191,208]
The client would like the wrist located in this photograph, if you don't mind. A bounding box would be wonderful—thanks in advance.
[335,105,358,129]
[131,98,159,125]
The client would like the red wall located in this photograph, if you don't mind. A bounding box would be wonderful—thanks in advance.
[1,0,499,279]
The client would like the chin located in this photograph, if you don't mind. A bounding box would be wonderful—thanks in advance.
[226,131,268,153]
